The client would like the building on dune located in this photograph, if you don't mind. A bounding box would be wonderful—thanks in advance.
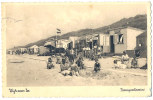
[19,48,27,54]
[108,26,145,57]
[71,26,146,57]
[27,26,146,58]
[28,45,39,54]
[136,31,147,58]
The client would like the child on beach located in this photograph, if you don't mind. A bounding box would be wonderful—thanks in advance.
[94,59,101,72]
[131,56,138,68]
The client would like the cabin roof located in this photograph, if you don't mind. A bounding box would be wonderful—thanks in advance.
[137,31,147,38]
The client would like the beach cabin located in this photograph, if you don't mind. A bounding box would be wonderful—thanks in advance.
[109,27,145,56]
[98,34,110,53]
[20,48,27,54]
[57,39,71,49]
[68,36,79,49]
[136,32,147,58]
[29,45,39,54]
[73,34,110,54]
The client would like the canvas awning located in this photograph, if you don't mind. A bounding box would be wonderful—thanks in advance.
[44,41,55,47]
[30,45,38,49]
[79,34,99,41]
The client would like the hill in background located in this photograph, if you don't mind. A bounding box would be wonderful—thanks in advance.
[12,14,147,49]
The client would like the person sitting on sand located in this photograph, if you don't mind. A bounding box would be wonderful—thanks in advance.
[60,59,68,72]
[131,56,138,68]
[121,51,129,64]
[113,59,127,69]
[76,57,85,70]
[47,57,54,69]
[70,61,80,76]
[94,59,101,72]
[60,64,70,76]
[56,55,62,64]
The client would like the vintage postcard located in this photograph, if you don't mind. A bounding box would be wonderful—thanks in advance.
[2,2,151,97]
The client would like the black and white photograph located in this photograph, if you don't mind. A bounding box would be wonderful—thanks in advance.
[2,2,151,97]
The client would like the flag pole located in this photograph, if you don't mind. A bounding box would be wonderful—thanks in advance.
[55,30,57,55]
[56,28,62,51]
[55,31,57,48]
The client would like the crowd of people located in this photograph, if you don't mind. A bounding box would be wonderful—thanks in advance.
[46,50,102,77]
[47,49,141,77]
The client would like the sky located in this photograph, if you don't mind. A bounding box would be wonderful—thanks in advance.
[2,2,148,49]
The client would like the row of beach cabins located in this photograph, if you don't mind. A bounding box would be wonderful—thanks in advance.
[7,26,147,58]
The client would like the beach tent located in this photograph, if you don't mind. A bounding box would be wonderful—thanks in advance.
[38,46,50,56]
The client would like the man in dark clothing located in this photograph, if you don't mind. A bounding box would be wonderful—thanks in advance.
[70,54,74,63]
[47,57,54,69]
[94,59,101,72]
[62,56,66,65]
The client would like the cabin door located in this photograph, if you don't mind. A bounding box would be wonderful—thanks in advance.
[110,36,114,53]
